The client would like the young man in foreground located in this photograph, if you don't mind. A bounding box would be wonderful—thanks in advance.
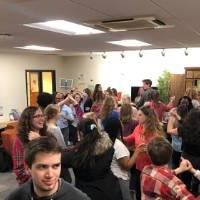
[6,135,90,200]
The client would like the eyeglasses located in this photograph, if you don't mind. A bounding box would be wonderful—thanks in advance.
[33,114,44,119]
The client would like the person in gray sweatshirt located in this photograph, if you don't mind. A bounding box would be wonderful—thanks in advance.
[6,135,90,200]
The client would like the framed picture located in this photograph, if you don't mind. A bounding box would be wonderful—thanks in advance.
[60,78,73,89]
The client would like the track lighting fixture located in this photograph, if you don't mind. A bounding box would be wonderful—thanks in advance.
[89,52,93,60]
[139,50,143,58]
[120,51,125,58]
[161,49,165,56]
[102,52,106,59]
[184,48,189,56]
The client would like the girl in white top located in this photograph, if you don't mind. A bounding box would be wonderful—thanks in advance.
[104,117,146,200]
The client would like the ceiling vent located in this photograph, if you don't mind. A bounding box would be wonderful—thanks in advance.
[85,17,173,32]
[0,33,13,40]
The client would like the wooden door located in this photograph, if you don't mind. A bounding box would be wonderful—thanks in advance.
[26,70,56,106]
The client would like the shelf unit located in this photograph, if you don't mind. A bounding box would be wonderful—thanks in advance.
[185,67,200,89]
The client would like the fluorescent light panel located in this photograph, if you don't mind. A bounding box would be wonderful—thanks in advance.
[15,45,61,51]
[24,20,103,35]
[108,39,151,47]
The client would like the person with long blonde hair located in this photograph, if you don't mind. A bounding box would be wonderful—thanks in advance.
[100,96,119,128]
[123,106,164,200]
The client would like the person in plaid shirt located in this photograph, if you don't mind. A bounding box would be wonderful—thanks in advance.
[141,137,200,200]
[12,106,47,185]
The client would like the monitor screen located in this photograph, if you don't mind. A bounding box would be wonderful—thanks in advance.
[131,86,157,102]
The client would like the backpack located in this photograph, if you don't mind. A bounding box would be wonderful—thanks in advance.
[0,147,13,172]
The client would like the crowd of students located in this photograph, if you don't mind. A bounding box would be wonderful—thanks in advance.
[7,80,200,200]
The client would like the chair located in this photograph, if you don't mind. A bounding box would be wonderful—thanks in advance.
[1,122,18,154]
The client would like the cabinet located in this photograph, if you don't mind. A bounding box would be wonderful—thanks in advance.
[185,67,200,89]
[170,74,185,105]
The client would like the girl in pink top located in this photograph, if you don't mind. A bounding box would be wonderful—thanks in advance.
[145,90,175,121]
[124,106,164,200]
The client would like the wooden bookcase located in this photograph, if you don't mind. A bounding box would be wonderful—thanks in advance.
[185,67,200,89]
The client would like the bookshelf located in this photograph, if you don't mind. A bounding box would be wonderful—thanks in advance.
[185,67,200,89]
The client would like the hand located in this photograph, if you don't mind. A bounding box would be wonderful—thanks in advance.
[169,109,177,117]
[170,96,175,102]
[169,109,181,120]
[175,158,192,175]
[134,144,147,156]
[179,158,192,171]
[144,101,151,107]
[28,131,40,141]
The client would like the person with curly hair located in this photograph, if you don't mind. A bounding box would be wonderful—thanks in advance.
[123,106,164,200]
[167,96,193,169]
[178,108,200,196]
[12,106,48,185]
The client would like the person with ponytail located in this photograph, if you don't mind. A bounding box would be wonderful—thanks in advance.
[61,118,122,200]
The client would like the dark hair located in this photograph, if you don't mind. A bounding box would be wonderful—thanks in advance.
[177,96,193,111]
[148,137,172,166]
[112,88,118,97]
[84,88,92,98]
[73,118,101,168]
[37,92,53,110]
[177,103,189,119]
[18,106,47,144]
[104,117,123,143]
[93,84,104,101]
[106,87,113,96]
[25,135,62,167]
[178,108,200,146]
[53,92,64,104]
[142,79,152,86]
[93,91,104,103]
[151,90,160,102]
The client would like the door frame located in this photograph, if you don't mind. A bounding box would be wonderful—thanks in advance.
[25,70,56,106]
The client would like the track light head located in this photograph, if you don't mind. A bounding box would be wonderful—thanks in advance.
[102,52,106,59]
[89,52,93,60]
[184,48,189,56]
[120,51,125,58]
[139,50,143,58]
[161,49,165,56]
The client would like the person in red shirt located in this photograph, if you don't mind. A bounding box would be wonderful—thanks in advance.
[141,137,200,200]
[12,106,48,185]
[124,106,164,200]
[145,90,175,121]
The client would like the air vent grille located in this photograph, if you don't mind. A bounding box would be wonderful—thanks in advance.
[85,17,173,32]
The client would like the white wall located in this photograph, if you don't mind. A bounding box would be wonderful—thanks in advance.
[0,53,65,120]
[63,48,200,95]
[1,48,200,120]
